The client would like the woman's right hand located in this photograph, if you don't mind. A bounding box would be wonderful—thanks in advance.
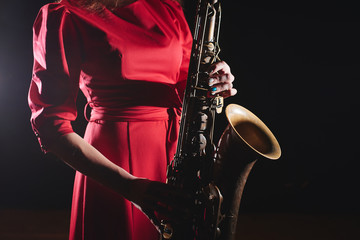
[126,178,194,232]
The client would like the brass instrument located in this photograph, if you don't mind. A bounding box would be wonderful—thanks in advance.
[161,0,281,239]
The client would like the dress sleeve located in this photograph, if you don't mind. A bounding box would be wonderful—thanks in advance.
[28,3,82,153]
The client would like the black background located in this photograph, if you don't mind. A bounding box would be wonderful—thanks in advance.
[0,0,359,216]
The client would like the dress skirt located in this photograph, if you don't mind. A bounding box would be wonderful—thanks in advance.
[69,120,174,240]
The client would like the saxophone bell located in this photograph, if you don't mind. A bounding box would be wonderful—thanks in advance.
[213,104,281,239]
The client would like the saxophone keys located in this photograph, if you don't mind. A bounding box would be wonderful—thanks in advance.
[161,222,173,239]
[213,95,224,113]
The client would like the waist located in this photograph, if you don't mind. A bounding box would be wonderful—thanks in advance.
[89,106,181,122]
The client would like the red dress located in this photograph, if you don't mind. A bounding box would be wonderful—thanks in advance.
[28,0,192,239]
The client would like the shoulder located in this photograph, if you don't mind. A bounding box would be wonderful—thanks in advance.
[33,1,80,37]
[159,0,191,41]
[33,2,70,29]
[36,1,72,20]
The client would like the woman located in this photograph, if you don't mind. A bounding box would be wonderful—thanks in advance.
[28,0,236,239]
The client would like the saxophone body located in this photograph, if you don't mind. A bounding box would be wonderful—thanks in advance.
[161,1,281,239]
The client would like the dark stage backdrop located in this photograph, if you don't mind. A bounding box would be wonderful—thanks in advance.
[0,1,359,214]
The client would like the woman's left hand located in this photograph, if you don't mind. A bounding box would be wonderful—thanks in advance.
[208,61,237,98]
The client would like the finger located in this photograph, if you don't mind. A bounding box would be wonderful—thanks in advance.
[143,190,194,215]
[209,61,230,75]
[140,198,192,223]
[141,192,191,211]
[141,208,162,232]
[208,73,234,86]
[141,183,194,214]
[209,82,233,95]
[146,182,192,204]
[219,88,238,98]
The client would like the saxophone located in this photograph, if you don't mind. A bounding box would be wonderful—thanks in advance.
[161,0,281,239]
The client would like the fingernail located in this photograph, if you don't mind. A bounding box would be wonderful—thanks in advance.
[209,78,215,86]
[211,87,217,95]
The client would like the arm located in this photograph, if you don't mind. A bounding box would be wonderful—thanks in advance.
[48,132,136,200]
[49,132,191,228]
